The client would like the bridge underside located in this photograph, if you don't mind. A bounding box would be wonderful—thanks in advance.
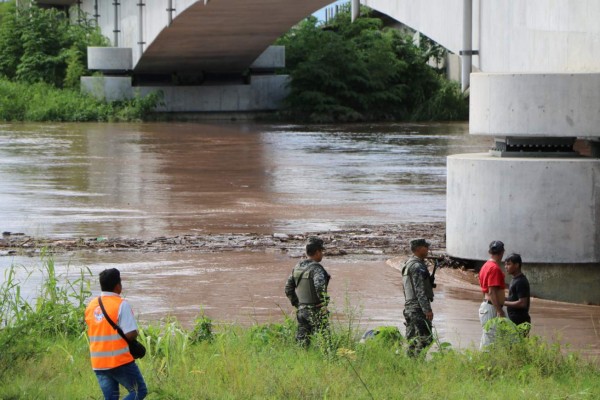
[135,0,331,75]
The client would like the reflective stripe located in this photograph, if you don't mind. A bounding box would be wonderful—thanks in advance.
[89,334,122,342]
[90,347,130,358]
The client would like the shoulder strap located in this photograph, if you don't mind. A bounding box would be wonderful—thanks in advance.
[98,296,130,343]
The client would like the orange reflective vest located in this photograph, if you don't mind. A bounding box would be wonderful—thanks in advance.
[85,296,134,370]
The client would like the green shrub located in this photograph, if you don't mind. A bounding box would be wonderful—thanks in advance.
[0,78,160,122]
[190,313,214,344]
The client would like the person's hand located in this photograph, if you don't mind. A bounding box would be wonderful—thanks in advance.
[496,309,505,318]
[425,311,434,321]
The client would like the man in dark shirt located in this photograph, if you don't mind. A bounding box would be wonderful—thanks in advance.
[504,253,531,336]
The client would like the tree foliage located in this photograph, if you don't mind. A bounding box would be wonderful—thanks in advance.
[276,10,468,122]
[0,1,108,88]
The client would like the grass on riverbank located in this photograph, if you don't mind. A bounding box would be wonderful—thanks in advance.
[1,260,599,399]
[0,78,161,122]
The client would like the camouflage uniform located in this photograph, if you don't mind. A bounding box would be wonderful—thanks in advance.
[285,259,331,346]
[402,255,434,357]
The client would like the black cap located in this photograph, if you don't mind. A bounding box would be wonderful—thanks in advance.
[489,240,505,254]
[307,237,324,250]
[410,238,430,251]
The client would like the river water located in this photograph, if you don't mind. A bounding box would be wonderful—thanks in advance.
[1,122,599,353]
[0,122,487,237]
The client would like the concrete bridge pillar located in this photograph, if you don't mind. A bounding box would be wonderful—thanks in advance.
[447,73,600,303]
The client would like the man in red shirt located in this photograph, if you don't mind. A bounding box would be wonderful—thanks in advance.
[478,240,506,348]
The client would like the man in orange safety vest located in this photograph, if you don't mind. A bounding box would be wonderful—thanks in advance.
[85,268,147,400]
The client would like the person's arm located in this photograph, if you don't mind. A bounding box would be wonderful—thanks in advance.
[488,286,505,317]
[312,265,330,307]
[118,301,139,340]
[284,274,299,307]
[412,266,433,320]
[504,298,528,308]
[124,330,138,341]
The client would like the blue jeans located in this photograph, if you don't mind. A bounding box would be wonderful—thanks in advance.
[94,362,148,400]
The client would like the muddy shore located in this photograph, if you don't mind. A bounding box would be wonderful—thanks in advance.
[0,223,447,259]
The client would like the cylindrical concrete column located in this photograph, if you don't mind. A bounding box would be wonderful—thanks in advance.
[351,0,359,22]
[138,2,145,55]
[447,154,600,263]
[461,0,472,92]
[113,1,120,46]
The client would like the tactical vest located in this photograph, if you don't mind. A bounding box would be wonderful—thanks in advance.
[293,261,322,305]
[402,258,434,303]
[85,296,134,370]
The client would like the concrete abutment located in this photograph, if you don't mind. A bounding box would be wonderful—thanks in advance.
[81,46,289,113]
[448,72,600,303]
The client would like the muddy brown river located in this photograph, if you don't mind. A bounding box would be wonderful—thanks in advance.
[1,122,599,354]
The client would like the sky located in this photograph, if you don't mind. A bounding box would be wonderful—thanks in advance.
[313,0,348,22]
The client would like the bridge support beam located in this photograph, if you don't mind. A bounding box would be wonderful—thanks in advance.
[448,72,600,303]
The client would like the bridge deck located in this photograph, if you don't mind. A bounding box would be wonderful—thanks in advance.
[135,0,331,75]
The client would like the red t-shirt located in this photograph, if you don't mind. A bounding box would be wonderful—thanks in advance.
[479,260,506,293]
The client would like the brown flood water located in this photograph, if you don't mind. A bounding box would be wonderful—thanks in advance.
[1,122,599,354]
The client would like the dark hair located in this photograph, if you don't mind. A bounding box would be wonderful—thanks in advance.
[99,268,121,292]
[504,253,522,267]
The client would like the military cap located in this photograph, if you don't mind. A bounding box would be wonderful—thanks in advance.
[489,240,505,254]
[410,238,430,250]
[306,237,324,250]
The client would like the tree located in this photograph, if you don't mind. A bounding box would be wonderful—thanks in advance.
[276,8,468,122]
[0,2,108,88]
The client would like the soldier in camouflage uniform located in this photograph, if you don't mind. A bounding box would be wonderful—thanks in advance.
[402,238,435,357]
[284,237,331,346]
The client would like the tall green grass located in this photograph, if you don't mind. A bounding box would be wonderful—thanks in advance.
[0,258,599,399]
[0,78,161,122]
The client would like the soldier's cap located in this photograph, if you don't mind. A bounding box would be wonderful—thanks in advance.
[489,240,505,253]
[306,237,324,250]
[410,238,430,250]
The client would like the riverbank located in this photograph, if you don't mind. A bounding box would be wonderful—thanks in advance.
[3,322,599,399]
[1,255,599,399]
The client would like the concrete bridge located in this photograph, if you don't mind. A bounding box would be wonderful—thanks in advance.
[362,1,600,303]
[38,0,337,112]
[40,0,600,303]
